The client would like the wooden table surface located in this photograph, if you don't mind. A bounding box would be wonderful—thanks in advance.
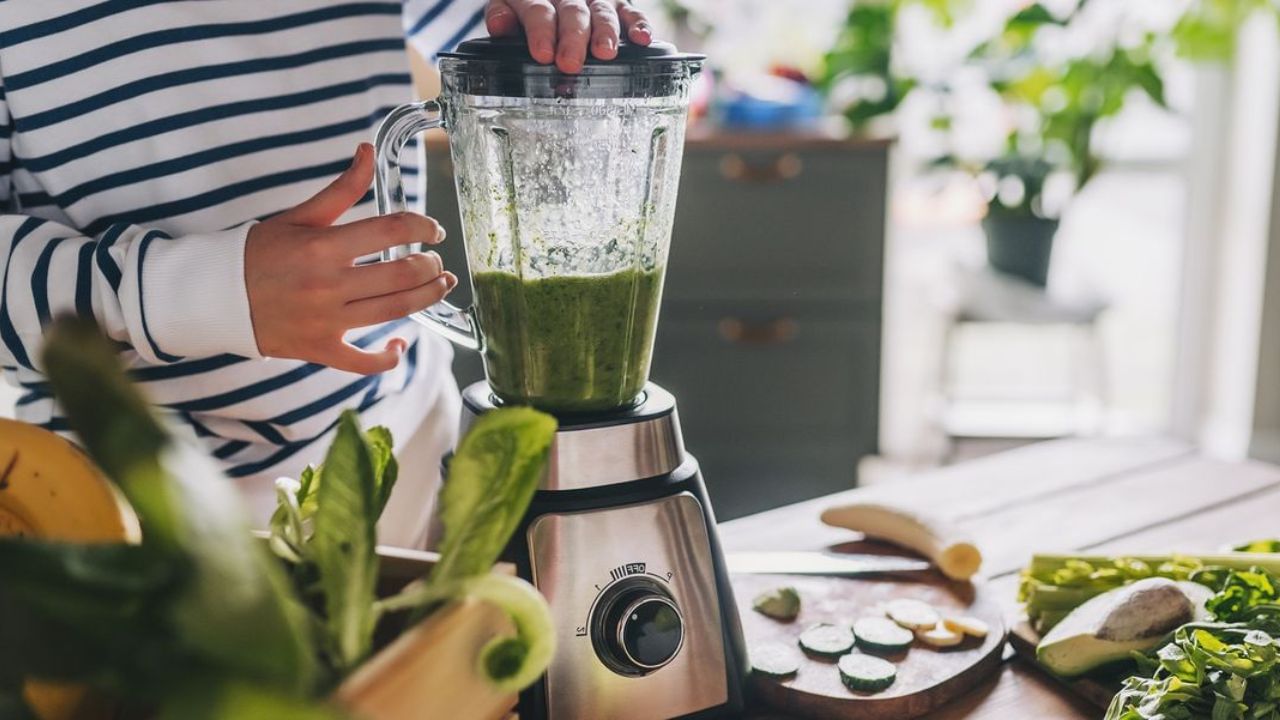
[718,437,1280,719]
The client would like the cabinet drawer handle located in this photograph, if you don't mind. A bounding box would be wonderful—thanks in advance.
[717,317,798,346]
[718,153,803,184]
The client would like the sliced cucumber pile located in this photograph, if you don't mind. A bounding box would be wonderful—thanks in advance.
[798,623,855,659]
[750,642,802,677]
[853,617,914,653]
[838,653,897,692]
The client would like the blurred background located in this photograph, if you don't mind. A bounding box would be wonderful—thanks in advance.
[6,0,1278,522]
[611,0,1280,518]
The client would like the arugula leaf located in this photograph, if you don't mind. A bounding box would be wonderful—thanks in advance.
[310,412,381,672]
[40,316,318,694]
[429,408,557,586]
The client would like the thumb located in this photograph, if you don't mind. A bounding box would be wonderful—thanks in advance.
[281,143,374,227]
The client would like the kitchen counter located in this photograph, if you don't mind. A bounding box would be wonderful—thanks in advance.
[719,437,1280,718]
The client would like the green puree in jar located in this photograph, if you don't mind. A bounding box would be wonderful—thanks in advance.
[472,267,664,413]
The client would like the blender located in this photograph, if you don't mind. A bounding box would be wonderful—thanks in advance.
[373,37,746,719]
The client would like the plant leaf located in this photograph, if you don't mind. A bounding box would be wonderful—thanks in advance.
[365,426,399,518]
[429,408,557,586]
[461,575,557,692]
[310,412,380,672]
[40,315,318,693]
[0,541,188,696]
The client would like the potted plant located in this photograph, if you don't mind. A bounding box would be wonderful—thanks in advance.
[945,2,1169,286]
[0,316,558,720]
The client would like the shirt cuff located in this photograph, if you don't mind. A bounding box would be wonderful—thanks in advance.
[138,222,262,359]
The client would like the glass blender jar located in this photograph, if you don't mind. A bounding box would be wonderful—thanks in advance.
[374,37,703,413]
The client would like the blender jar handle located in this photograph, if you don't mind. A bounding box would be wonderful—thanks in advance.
[373,100,481,351]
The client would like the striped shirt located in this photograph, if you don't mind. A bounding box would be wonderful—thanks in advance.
[0,1,486,481]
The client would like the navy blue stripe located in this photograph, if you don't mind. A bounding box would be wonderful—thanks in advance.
[48,107,392,208]
[19,73,410,174]
[131,353,246,382]
[134,231,183,363]
[94,225,128,292]
[22,38,406,132]
[164,320,405,412]
[38,417,72,433]
[0,218,45,370]
[7,4,402,91]
[264,367,385,426]
[84,159,350,236]
[433,8,486,60]
[409,0,458,37]
[30,237,68,326]
[16,390,45,407]
[245,420,289,446]
[74,243,95,317]
[17,192,52,208]
[182,412,217,439]
[0,0,171,48]
[226,378,390,476]
[213,440,251,460]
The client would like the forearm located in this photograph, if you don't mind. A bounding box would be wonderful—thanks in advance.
[1,214,261,369]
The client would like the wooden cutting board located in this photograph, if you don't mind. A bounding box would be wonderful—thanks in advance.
[1007,620,1122,710]
[732,554,1006,720]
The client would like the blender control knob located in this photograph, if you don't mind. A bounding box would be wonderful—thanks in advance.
[591,580,685,675]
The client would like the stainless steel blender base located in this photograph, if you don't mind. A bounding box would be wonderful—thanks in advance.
[458,382,747,720]
[528,491,728,719]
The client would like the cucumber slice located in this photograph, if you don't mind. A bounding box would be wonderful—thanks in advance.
[853,616,914,653]
[838,653,897,693]
[885,598,940,630]
[751,642,801,677]
[798,623,855,658]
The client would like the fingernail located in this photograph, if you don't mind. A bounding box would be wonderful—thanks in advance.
[443,272,458,289]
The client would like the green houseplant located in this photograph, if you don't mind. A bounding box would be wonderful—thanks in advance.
[957,2,1168,285]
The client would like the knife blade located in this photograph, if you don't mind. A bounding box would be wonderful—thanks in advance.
[726,551,931,576]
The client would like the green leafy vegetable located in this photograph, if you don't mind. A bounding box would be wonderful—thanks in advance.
[429,408,557,586]
[1236,540,1280,554]
[35,317,320,693]
[3,315,559,717]
[311,413,383,673]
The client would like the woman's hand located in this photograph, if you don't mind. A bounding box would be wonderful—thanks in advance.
[245,144,457,375]
[485,0,654,73]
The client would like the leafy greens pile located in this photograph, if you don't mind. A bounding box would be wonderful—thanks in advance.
[1106,567,1280,720]
[0,316,557,719]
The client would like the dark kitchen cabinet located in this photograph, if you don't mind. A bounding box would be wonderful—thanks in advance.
[422,128,887,520]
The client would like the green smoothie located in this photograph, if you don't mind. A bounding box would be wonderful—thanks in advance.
[472,267,664,413]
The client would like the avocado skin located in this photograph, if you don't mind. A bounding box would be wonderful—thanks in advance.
[1036,577,1208,677]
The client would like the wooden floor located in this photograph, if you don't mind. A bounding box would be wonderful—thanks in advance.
[719,437,1280,718]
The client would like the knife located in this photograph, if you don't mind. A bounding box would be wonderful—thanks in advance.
[726,551,931,576]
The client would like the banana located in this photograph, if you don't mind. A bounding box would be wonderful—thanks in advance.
[820,501,982,581]
[0,418,139,720]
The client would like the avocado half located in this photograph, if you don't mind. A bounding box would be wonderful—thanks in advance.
[1036,577,1212,677]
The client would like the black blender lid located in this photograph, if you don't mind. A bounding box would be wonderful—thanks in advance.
[441,35,705,65]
